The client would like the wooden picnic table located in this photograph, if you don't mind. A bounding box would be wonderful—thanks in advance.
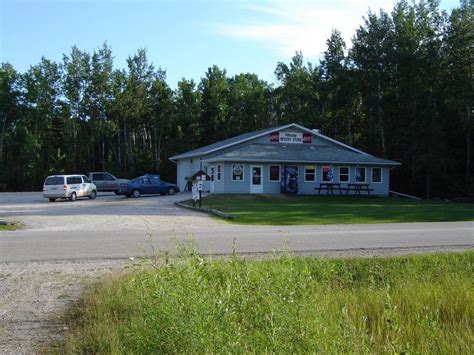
[346,183,372,195]
[316,182,343,195]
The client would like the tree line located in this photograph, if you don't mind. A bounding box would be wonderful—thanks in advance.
[0,0,472,198]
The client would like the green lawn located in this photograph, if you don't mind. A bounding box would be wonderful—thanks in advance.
[194,194,474,225]
[55,251,474,353]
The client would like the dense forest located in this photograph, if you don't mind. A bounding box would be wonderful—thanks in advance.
[0,0,472,198]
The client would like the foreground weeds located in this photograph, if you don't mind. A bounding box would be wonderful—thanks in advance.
[58,250,474,353]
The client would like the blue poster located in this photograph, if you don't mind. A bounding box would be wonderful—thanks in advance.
[281,166,298,194]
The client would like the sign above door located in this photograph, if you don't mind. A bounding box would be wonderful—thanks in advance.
[270,131,312,144]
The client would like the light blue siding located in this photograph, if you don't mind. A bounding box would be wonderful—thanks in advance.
[176,158,202,191]
[175,126,394,196]
[179,161,391,196]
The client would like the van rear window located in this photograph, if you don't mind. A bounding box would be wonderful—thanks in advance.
[45,177,64,185]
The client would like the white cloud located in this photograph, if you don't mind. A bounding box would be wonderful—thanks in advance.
[214,0,395,59]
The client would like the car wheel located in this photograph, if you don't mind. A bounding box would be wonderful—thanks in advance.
[69,192,77,202]
[114,190,120,195]
[132,189,140,198]
[48,198,56,202]
[167,187,176,195]
[89,190,97,199]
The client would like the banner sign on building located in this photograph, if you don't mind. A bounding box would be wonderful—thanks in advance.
[270,131,312,144]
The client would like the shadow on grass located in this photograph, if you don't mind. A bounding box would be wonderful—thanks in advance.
[199,195,474,225]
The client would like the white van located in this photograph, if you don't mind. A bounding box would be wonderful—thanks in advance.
[43,175,97,202]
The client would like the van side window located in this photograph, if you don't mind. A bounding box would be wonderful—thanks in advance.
[104,174,115,181]
[67,176,82,184]
[93,173,104,180]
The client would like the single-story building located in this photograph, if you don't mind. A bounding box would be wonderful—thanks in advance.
[169,123,400,195]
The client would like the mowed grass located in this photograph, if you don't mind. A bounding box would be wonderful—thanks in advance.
[196,194,474,225]
[57,251,474,353]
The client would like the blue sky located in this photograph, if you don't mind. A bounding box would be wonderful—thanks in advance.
[1,0,461,88]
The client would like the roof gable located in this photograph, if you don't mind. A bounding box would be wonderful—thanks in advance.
[170,123,371,161]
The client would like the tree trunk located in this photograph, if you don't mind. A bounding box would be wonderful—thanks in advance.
[426,175,430,200]
[72,122,77,171]
[0,113,6,164]
[377,79,386,157]
[347,113,353,146]
[467,104,471,178]
[117,129,122,171]
[123,120,128,171]
[157,132,162,171]
[154,124,158,171]
[101,140,105,171]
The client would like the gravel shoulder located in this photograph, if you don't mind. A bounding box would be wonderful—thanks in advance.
[0,259,128,353]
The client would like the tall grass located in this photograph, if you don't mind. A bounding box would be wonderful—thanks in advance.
[59,251,474,353]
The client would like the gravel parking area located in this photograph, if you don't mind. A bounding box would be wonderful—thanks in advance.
[0,191,221,232]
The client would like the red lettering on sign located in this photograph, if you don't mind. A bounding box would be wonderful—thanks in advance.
[270,132,279,142]
[303,132,312,143]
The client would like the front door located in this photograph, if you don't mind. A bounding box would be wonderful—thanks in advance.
[281,166,298,194]
[250,166,263,193]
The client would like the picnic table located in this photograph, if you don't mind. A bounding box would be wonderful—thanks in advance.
[316,182,343,195]
[346,183,372,195]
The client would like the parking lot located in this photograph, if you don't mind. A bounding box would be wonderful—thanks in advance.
[0,191,220,232]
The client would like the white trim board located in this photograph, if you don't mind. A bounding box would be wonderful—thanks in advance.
[204,158,400,166]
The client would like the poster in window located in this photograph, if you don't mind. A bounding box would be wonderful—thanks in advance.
[269,165,280,181]
[322,166,334,182]
[355,167,365,182]
[232,164,243,181]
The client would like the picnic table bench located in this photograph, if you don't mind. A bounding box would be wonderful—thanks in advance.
[316,183,343,195]
[346,183,373,195]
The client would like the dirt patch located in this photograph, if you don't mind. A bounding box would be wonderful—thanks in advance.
[0,259,129,353]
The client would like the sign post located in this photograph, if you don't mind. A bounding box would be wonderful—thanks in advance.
[186,170,210,209]
[197,180,203,207]
[191,181,199,206]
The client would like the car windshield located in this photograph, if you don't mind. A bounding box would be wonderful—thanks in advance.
[44,176,64,185]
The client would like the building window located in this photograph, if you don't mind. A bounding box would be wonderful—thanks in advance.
[269,165,280,182]
[339,167,349,182]
[232,164,244,181]
[372,167,382,183]
[305,165,316,182]
[322,166,334,182]
[210,166,215,181]
[355,167,366,182]
[216,164,222,181]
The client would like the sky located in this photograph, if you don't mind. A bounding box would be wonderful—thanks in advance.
[1,0,461,88]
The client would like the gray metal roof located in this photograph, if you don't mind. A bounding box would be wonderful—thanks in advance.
[203,144,400,166]
[169,123,296,160]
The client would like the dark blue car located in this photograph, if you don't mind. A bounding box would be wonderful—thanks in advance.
[117,176,179,198]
